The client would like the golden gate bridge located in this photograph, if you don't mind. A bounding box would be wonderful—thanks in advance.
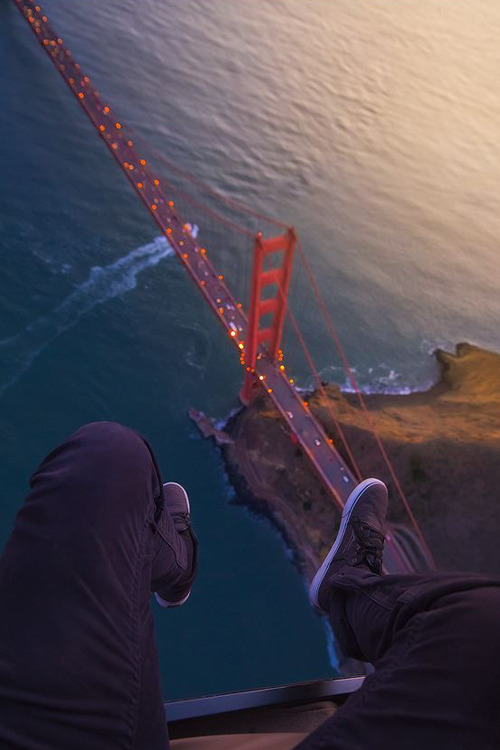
[13,0,435,575]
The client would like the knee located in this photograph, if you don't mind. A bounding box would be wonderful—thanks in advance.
[74,420,143,450]
[468,587,500,631]
[74,421,142,449]
[70,422,153,478]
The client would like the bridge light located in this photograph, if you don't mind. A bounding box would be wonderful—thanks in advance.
[78,92,85,99]
[115,122,122,129]
[57,38,63,44]
[303,400,309,407]
[218,307,224,314]
[151,204,157,210]
[169,201,175,208]
[154,179,160,186]
[103,106,110,114]
[267,388,273,394]
[258,375,265,381]
[123,162,129,168]
[246,367,251,372]
[99,125,106,132]
[279,365,285,371]
[68,77,74,83]
[201,248,207,255]
[237,302,242,308]
[42,15,47,21]
[35,5,40,10]
[183,253,189,259]
[128,164,134,171]
[218,274,224,280]
[111,143,117,149]
[127,140,133,146]
[238,342,244,350]
[289,378,294,384]
[230,331,236,337]
[140,159,146,166]
[137,182,144,189]
[166,227,172,234]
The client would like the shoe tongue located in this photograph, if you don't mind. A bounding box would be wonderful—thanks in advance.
[355,520,384,549]
[358,510,383,534]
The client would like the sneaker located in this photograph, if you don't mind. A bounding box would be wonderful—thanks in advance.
[154,482,196,609]
[163,482,191,533]
[309,478,388,613]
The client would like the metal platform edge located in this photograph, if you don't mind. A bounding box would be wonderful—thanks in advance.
[164,677,365,722]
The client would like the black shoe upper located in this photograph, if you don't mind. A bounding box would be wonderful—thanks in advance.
[316,481,388,611]
[163,482,191,532]
[154,482,198,607]
[342,517,385,574]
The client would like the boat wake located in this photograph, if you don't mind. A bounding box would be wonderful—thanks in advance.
[0,237,174,398]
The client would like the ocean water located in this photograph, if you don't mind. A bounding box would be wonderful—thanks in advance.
[1,0,499,699]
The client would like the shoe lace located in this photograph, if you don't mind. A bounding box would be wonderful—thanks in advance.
[172,512,192,533]
[352,519,385,572]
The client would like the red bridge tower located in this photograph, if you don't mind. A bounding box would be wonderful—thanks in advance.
[240,228,296,405]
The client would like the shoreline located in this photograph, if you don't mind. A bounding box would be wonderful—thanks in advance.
[192,343,500,582]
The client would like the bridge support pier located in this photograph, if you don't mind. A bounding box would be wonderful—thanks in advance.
[240,227,296,405]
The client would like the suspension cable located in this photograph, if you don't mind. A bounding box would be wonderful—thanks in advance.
[127,133,435,565]
[280,299,363,482]
[127,129,289,231]
[295,240,436,568]
[156,174,254,238]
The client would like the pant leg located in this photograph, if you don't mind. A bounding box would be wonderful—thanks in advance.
[0,421,191,750]
[327,567,500,664]
[294,569,500,749]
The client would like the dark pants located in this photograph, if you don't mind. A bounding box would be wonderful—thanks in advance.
[0,422,196,750]
[295,567,500,749]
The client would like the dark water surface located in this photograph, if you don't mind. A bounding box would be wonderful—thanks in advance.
[1,0,499,699]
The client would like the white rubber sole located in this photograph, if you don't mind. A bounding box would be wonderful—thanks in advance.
[309,478,387,610]
[163,481,191,514]
[155,590,191,609]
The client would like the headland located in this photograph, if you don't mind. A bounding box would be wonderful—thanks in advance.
[192,343,500,579]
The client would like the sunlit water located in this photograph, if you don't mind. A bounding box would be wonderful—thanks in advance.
[1,0,499,699]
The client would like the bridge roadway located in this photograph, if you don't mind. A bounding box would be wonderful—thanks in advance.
[15,0,415,574]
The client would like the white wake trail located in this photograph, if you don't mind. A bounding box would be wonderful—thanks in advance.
[0,236,174,398]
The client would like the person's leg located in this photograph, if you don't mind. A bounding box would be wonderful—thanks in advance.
[296,478,500,749]
[0,422,195,750]
[325,565,500,664]
[296,578,500,750]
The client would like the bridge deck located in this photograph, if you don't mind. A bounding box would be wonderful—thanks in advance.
[15,0,415,574]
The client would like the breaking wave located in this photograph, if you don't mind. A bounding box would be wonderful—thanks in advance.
[0,237,174,398]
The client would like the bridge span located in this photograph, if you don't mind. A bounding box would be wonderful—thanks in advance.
[14,0,426,574]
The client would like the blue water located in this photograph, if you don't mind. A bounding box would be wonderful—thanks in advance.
[1,0,499,699]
